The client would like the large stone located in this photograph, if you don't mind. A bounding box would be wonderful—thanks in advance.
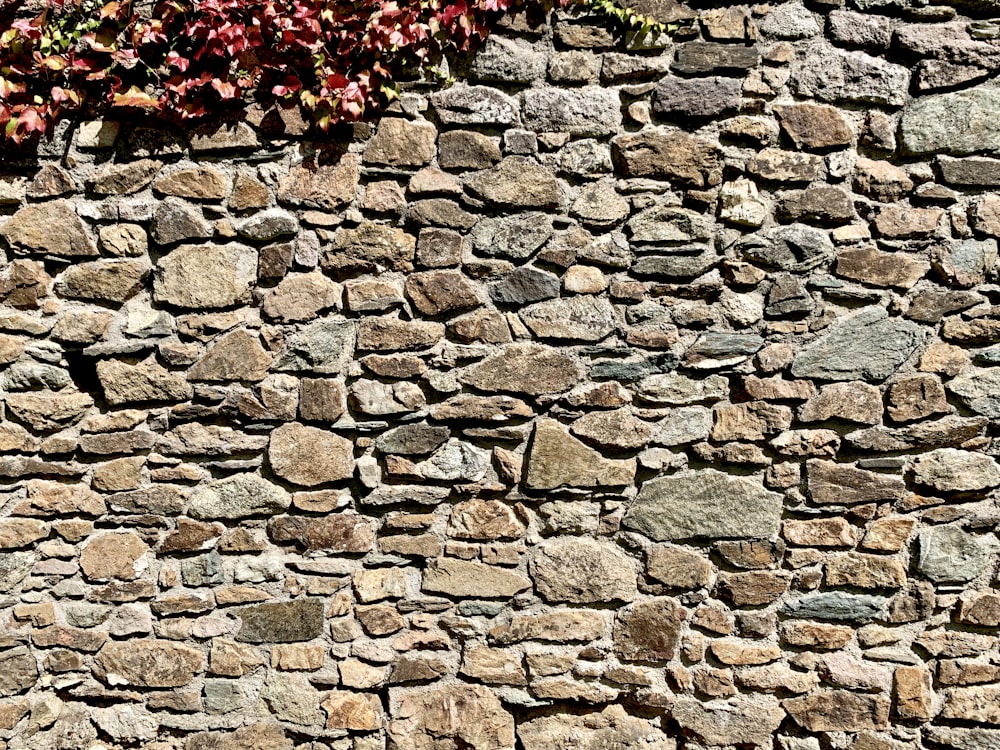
[461,343,583,396]
[154,243,257,309]
[95,640,204,687]
[910,448,1000,493]
[0,519,48,549]
[524,419,635,490]
[273,319,356,374]
[323,222,416,274]
[186,723,292,750]
[785,691,890,732]
[151,197,213,245]
[791,307,921,382]
[235,599,325,643]
[5,391,93,431]
[522,87,622,136]
[422,558,531,598]
[671,696,785,747]
[917,526,991,583]
[268,514,374,553]
[278,153,359,210]
[774,103,853,150]
[97,357,193,405]
[364,118,437,166]
[472,213,553,260]
[613,598,684,661]
[0,647,37,697]
[153,167,228,199]
[532,537,638,603]
[612,128,722,187]
[464,157,562,209]
[490,610,606,644]
[948,367,1000,417]
[942,685,1000,724]
[55,259,148,304]
[807,460,907,505]
[470,35,546,83]
[652,76,741,119]
[268,423,354,486]
[793,44,909,106]
[188,329,272,382]
[623,469,782,541]
[781,592,887,621]
[519,705,674,750]
[404,270,480,316]
[738,224,835,272]
[520,296,617,342]
[902,86,1000,155]
[388,684,515,750]
[0,200,97,257]
[836,247,929,289]
[80,532,149,581]
[431,85,520,126]
[188,474,291,519]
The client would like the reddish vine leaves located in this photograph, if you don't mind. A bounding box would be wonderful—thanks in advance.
[0,0,565,144]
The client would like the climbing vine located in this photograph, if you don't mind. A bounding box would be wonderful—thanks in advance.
[0,0,676,145]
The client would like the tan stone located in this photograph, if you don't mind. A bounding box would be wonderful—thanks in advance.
[422,558,530,598]
[894,665,932,721]
[322,691,382,730]
[16,479,105,516]
[785,691,890,732]
[717,571,788,606]
[941,685,1000,723]
[874,206,942,238]
[80,532,149,581]
[278,153,359,210]
[524,419,635,490]
[781,620,854,649]
[96,639,204,687]
[887,373,949,422]
[800,381,882,424]
[262,272,340,323]
[646,545,712,589]
[711,401,792,441]
[775,103,853,150]
[958,590,1000,626]
[490,610,606,644]
[188,329,272,382]
[825,553,906,589]
[388,684,514,750]
[154,167,228,200]
[861,517,915,552]
[614,598,685,661]
[209,638,265,676]
[268,423,354,486]
[710,639,781,665]
[784,518,858,547]
[461,645,527,686]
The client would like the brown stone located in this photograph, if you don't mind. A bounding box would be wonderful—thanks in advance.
[448,499,525,540]
[874,206,943,238]
[230,173,270,211]
[784,518,858,547]
[894,665,932,721]
[404,270,480,316]
[781,620,854,649]
[262,272,340,323]
[612,128,722,187]
[785,691,890,732]
[854,158,913,202]
[299,378,346,422]
[490,610,606,644]
[886,374,949,422]
[388,684,514,750]
[323,691,382,730]
[422,558,531,598]
[364,118,437,166]
[154,167,228,200]
[826,552,906,589]
[268,423,354,486]
[524,419,635,490]
[613,598,684,661]
[646,545,712,589]
[0,200,97,257]
[324,222,417,274]
[836,247,929,289]
[87,158,161,194]
[941,685,1000,723]
[774,103,852,150]
[717,571,788,606]
[96,639,204,687]
[807,459,907,505]
[278,153,359,210]
[357,316,444,351]
[465,156,563,209]
[438,130,502,170]
[80,532,149,581]
[188,329,272,382]
[267,514,375,552]
[0,259,51,308]
[15,479,105,517]
[711,401,792,441]
[958,591,1000,626]
[186,722,292,750]
[748,147,824,182]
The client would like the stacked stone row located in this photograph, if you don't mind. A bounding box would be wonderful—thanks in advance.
[1,0,1000,748]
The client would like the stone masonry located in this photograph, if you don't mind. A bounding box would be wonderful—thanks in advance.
[2,0,1000,748]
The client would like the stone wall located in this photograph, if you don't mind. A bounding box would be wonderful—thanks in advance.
[1,1,1000,748]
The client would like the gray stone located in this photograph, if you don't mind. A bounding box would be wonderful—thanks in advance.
[918,526,991,583]
[901,86,1000,155]
[672,696,785,747]
[624,469,783,541]
[910,448,1000,493]
[628,206,711,244]
[470,36,547,83]
[781,592,888,621]
[431,85,520,126]
[738,224,835,272]
[261,672,322,725]
[924,727,1000,750]
[759,2,821,38]
[939,155,1000,186]
[532,537,638,603]
[237,209,298,241]
[324,222,416,274]
[363,118,437,167]
[0,647,37,697]
[423,558,531,598]
[791,308,922,382]
[673,42,761,75]
[375,424,450,455]
[932,239,997,288]
[572,180,630,228]
[464,157,562,209]
[273,319,356,374]
[654,406,713,446]
[462,343,583,396]
[793,43,909,106]
[519,706,673,750]
[97,357,193,405]
[948,367,1000,417]
[652,75,742,119]
[188,474,291,519]
[151,198,213,245]
[686,332,764,369]
[236,598,325,643]
[525,419,635,490]
[520,296,616,342]
[154,243,257,309]
[489,266,560,306]
[522,87,622,136]
[472,213,553,260]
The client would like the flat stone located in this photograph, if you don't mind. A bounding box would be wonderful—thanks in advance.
[491,610,606,644]
[268,423,354,486]
[612,128,722,187]
[188,329,272,382]
[188,474,291,519]
[793,43,909,106]
[323,222,416,274]
[186,723,292,750]
[791,307,922,382]
[807,459,907,504]
[918,526,991,583]
[235,598,325,643]
[942,685,1000,725]
[153,167,228,200]
[624,469,782,541]
[464,157,562,209]
[532,537,638,603]
[525,419,635,490]
[278,154,359,210]
[422,558,531,598]
[80,532,149,581]
[87,158,161,194]
[781,592,888,621]
[154,243,256,309]
[673,41,760,75]
[0,200,97,257]
[404,270,480,316]
[364,118,437,166]
[910,448,1000,493]
[431,85,520,126]
[5,391,93,431]
[461,343,582,396]
[97,357,193,405]
[671,696,785,747]
[388,684,515,750]
[902,86,1000,155]
[0,647,37,697]
[739,224,834,272]
[489,266,561,305]
[613,598,684,661]
[273,319,356,373]
[836,247,929,289]
[519,705,672,750]
[785,691,890,732]
[522,86,622,136]
[652,76,742,119]
[95,639,203,687]
[774,103,853,150]
[151,198,212,245]
[520,296,616,341]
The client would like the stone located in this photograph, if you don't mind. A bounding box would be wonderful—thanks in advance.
[432,84,520,126]
[652,76,742,119]
[439,130,502,170]
[448,499,525,540]
[278,153,359,210]
[235,599,325,643]
[151,198,213,245]
[364,118,437,166]
[237,208,298,241]
[55,259,148,304]
[910,448,1000,493]
[87,158,161,194]
[918,526,990,583]
[571,408,656,451]
[807,460,907,505]
[268,514,374,552]
[854,158,913,202]
[188,474,291,519]
[520,296,616,342]
[894,665,932,721]
[785,691,890,732]
[522,86,622,136]
[186,723,293,750]
[187,329,272,382]
[491,610,605,644]
[933,239,998,288]
[154,167,228,200]
[80,532,148,581]
[739,224,834,272]
[404,270,480,316]
[324,222,416,274]
[274,318,356,373]
[97,357,193,405]
[489,266,560,306]
[532,537,638,603]
[388,684,515,750]
[836,247,929,289]
[902,86,1000,155]
[525,419,635,490]
[462,343,582,396]
[748,148,824,183]
[647,545,712,589]
[799,382,883,425]
[825,553,907,589]
[781,592,887,621]
[0,648,37,697]
[774,103,853,150]
[5,391,93,432]
[612,128,722,187]
[323,691,382,730]
[422,558,531,598]
[268,423,354,486]
[613,598,684,661]
[154,243,256,309]
[519,705,673,750]
[791,308,921,382]
[777,187,856,225]
[624,469,782,541]
[784,518,858,547]
[0,200,97,257]
[465,157,562,209]
[673,41,760,74]
[472,213,553,260]
[95,640,203,687]
[712,401,792,441]
[793,44,909,106]
[572,180,629,228]
[671,696,785,747]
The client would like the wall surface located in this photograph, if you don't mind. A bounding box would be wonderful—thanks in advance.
[1,1,1000,748]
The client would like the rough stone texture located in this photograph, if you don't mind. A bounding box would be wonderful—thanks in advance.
[1,9,999,748]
